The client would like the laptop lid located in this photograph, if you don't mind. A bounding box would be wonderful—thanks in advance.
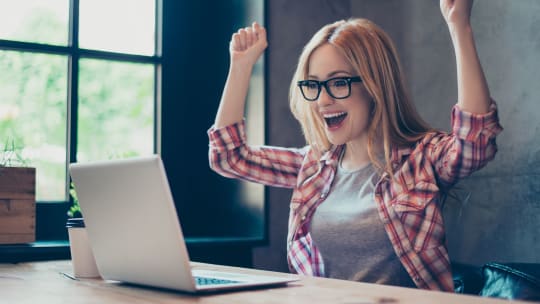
[69,155,297,292]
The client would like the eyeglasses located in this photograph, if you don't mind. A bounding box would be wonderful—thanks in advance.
[297,76,362,102]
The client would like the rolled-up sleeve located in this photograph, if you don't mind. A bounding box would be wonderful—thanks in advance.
[432,101,503,187]
[451,102,503,145]
[208,121,247,153]
[208,120,305,188]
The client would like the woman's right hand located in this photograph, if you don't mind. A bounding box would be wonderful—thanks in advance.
[214,22,267,128]
[230,22,267,68]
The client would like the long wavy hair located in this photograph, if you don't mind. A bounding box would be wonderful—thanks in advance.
[289,18,433,175]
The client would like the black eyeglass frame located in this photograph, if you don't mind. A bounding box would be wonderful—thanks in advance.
[297,76,362,102]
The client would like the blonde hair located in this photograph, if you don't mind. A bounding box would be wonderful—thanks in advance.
[289,18,433,175]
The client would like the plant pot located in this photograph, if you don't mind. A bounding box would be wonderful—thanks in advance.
[66,218,100,278]
[0,167,36,244]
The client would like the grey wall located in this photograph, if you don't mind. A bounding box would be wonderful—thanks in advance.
[350,0,540,266]
[255,0,540,272]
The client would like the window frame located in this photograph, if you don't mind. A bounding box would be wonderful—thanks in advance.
[0,0,162,242]
[0,0,267,267]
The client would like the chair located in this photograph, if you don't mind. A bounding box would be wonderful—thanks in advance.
[452,262,540,301]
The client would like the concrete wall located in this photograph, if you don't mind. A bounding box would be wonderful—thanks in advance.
[254,0,540,271]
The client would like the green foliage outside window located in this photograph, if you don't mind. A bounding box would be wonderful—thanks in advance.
[0,51,68,200]
[0,3,155,201]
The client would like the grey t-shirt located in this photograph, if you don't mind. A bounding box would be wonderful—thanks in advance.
[310,161,416,288]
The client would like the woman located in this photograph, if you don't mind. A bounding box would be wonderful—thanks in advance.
[208,0,502,291]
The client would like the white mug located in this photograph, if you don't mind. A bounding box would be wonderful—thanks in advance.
[66,218,100,278]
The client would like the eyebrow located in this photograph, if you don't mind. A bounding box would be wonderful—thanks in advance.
[307,70,352,80]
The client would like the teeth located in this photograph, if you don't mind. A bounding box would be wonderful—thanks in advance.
[323,112,346,118]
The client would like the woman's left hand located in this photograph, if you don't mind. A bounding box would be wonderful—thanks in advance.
[440,0,473,28]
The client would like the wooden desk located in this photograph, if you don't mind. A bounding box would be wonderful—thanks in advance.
[0,260,523,303]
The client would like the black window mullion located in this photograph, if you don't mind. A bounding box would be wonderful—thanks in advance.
[67,0,80,199]
[67,54,79,166]
[78,48,159,64]
[0,39,70,55]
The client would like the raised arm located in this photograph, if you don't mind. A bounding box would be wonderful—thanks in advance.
[209,23,304,188]
[440,0,490,114]
[214,22,267,128]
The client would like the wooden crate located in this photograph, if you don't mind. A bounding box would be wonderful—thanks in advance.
[0,167,36,244]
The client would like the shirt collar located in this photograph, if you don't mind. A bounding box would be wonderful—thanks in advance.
[392,145,413,164]
[319,145,344,166]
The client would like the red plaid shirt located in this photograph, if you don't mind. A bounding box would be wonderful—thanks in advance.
[208,103,502,291]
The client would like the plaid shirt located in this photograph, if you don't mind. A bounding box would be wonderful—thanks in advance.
[208,104,502,291]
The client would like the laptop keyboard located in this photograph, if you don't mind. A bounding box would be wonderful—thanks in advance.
[195,276,241,286]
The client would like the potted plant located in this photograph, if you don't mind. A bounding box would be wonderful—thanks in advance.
[67,182,82,218]
[66,181,85,239]
[0,139,36,244]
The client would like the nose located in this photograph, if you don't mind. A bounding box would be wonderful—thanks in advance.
[317,86,335,106]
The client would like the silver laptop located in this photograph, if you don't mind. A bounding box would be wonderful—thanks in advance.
[68,155,298,293]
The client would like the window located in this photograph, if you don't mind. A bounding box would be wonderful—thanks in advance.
[0,2,267,262]
[0,0,160,239]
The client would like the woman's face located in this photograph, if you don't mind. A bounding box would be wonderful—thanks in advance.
[307,43,372,147]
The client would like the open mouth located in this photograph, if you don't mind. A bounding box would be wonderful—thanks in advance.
[323,112,348,129]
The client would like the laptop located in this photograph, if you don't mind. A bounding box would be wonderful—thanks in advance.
[68,155,298,293]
